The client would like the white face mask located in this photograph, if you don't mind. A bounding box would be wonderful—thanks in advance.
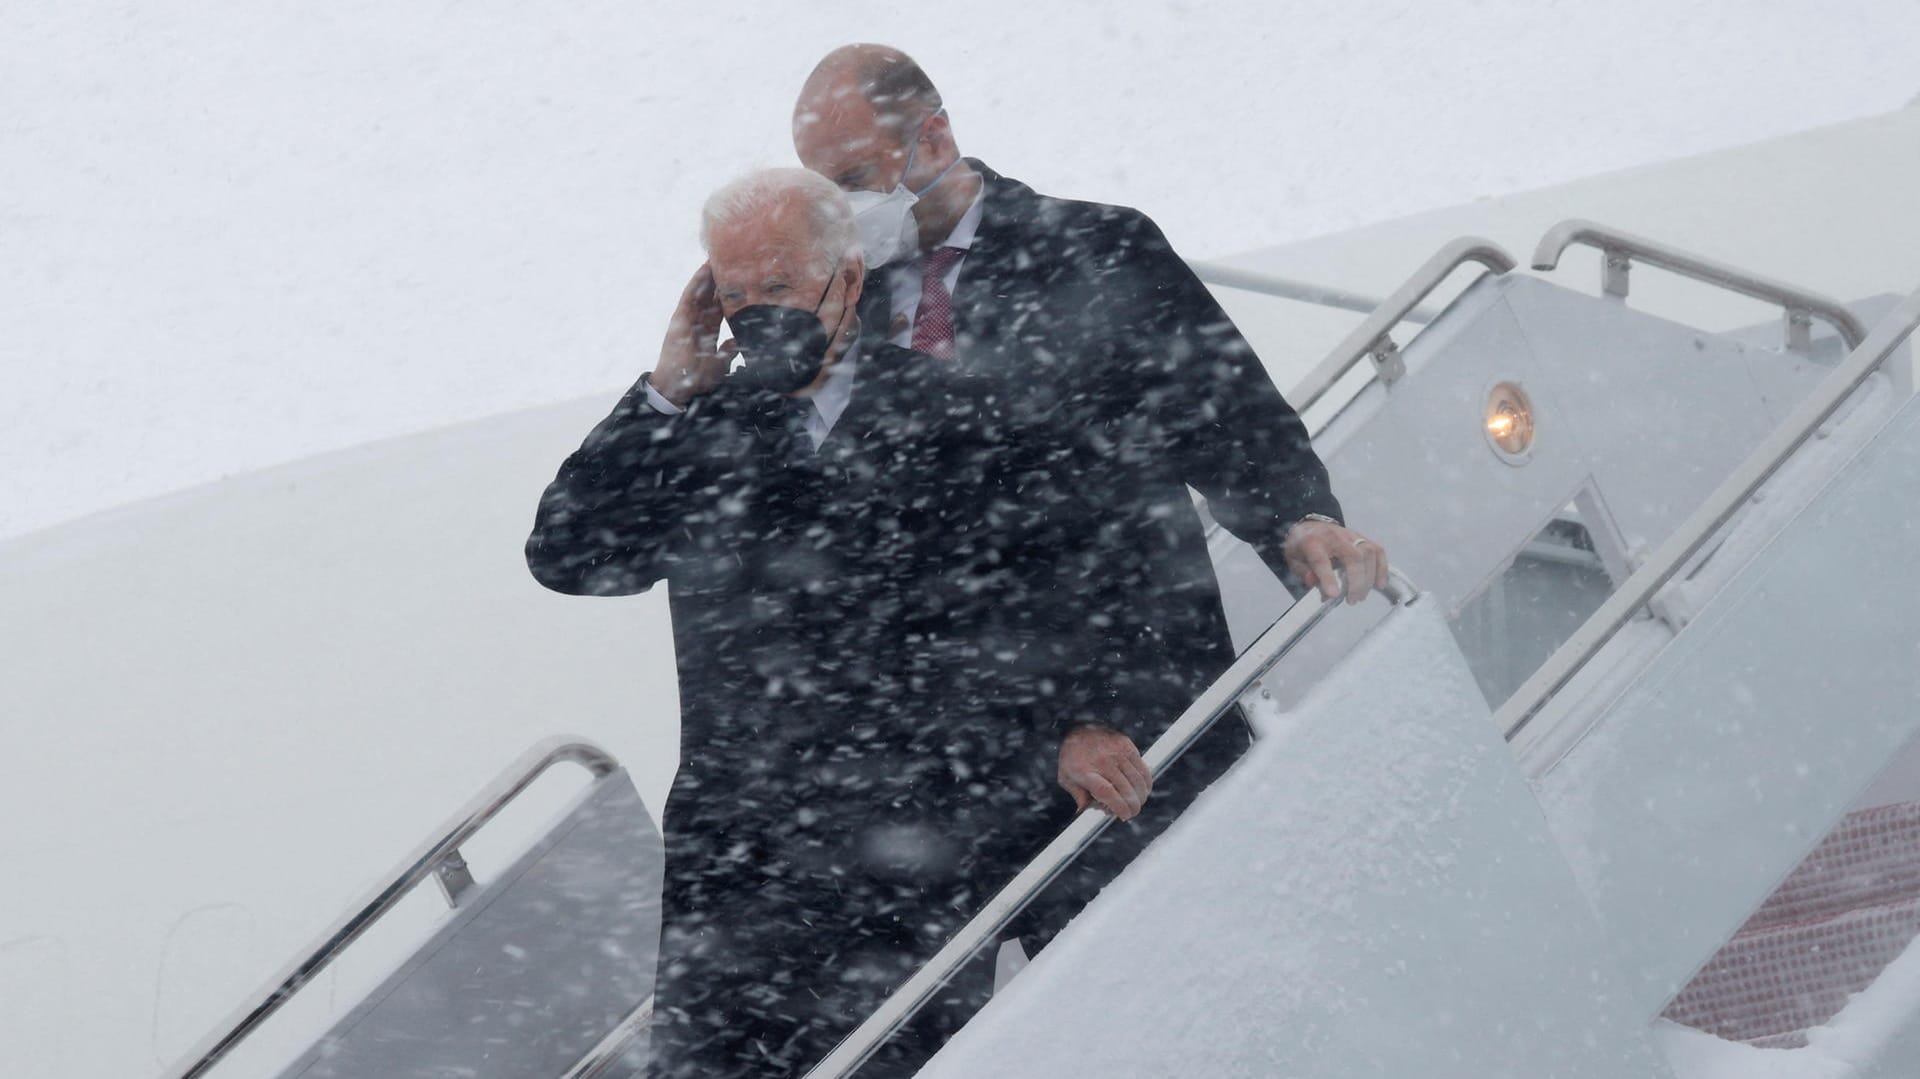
[844,109,960,268]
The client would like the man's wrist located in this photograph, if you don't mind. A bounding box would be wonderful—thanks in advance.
[642,372,690,414]
[1287,512,1343,539]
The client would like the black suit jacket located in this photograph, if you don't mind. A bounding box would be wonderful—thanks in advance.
[528,173,1345,1066]
[526,337,1110,872]
[529,340,1113,1074]
[860,160,1342,747]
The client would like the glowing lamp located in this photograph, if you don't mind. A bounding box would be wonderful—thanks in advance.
[1484,382,1534,462]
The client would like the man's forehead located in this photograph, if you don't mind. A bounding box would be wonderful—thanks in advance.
[794,78,907,165]
[710,202,816,282]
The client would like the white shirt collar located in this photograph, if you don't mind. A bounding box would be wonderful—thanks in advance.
[805,345,857,443]
[939,183,986,251]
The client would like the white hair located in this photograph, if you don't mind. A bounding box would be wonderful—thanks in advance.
[699,167,862,268]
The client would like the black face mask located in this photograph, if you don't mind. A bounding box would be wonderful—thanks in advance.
[727,268,840,395]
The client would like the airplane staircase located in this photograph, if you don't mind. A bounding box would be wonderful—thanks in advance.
[162,225,1920,1079]
[160,741,664,1079]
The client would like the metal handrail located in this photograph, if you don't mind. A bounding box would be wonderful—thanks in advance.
[802,570,1422,1079]
[1188,260,1441,324]
[1499,285,1920,748]
[160,736,620,1079]
[1196,238,1511,544]
[562,994,655,1079]
[1291,238,1517,416]
[1531,219,1869,353]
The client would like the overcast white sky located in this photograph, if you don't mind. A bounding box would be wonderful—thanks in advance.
[6,0,1918,540]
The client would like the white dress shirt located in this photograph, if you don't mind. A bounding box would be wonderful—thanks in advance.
[883,187,986,350]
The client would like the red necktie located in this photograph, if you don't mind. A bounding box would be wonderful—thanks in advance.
[910,246,964,359]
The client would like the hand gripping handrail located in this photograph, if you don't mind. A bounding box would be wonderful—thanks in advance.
[1187,260,1441,324]
[1500,285,1920,750]
[801,571,1422,1079]
[160,736,620,1079]
[1291,238,1517,417]
[1531,219,1869,353]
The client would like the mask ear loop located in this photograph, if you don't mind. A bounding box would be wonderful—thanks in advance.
[810,260,839,315]
[903,108,960,199]
[913,155,961,199]
[811,259,857,356]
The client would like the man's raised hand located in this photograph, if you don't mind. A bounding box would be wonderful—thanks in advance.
[1058,724,1153,821]
[652,264,736,407]
[1283,517,1390,605]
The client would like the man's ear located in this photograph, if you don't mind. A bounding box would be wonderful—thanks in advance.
[842,256,866,303]
[922,110,952,149]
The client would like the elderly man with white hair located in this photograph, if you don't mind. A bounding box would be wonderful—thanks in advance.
[528,167,1106,1076]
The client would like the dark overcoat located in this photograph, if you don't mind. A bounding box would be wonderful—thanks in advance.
[526,164,1344,1074]
[527,342,1117,1075]
[865,161,1343,740]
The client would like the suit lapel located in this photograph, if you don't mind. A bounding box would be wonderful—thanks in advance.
[951,161,1049,378]
[851,162,1039,379]
[952,160,1009,351]
[745,392,815,465]
[814,336,904,457]
[856,274,894,350]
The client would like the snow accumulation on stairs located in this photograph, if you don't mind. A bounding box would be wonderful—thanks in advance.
[918,603,1673,1079]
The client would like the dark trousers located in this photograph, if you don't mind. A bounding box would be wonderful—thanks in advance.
[647,711,1252,1077]
[1009,708,1253,955]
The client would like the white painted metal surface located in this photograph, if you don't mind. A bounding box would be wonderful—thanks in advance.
[1218,270,1839,710]
[0,401,681,1079]
[917,604,1673,1079]
[1505,289,1920,761]
[1535,394,1920,1020]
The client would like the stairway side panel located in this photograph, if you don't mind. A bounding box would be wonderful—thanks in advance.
[1538,396,1920,1020]
[270,773,662,1079]
[920,604,1671,1079]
